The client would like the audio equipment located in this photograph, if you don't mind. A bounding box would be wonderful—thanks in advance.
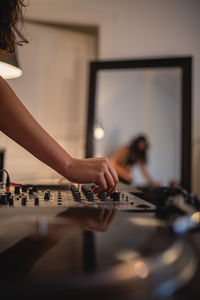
[0,181,200,300]
[0,183,156,215]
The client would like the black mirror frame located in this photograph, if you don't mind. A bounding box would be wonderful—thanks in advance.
[86,57,192,191]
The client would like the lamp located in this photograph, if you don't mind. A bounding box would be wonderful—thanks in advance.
[0,51,22,79]
[94,123,105,140]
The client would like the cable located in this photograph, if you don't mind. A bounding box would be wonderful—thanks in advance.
[0,169,10,192]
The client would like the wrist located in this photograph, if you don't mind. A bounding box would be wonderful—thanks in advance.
[61,155,74,179]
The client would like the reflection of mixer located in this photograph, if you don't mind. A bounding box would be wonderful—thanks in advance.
[0,183,156,212]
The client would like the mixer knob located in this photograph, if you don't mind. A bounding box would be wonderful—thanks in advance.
[44,192,50,200]
[87,192,94,202]
[73,192,81,202]
[8,197,14,206]
[28,188,33,195]
[32,186,38,192]
[34,197,39,206]
[14,186,20,194]
[111,192,120,201]
[22,197,27,206]
[22,185,28,192]
[0,194,8,205]
[99,191,107,201]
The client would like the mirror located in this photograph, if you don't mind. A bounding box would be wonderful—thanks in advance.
[86,58,192,190]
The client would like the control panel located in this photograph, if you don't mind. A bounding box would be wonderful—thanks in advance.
[0,184,156,212]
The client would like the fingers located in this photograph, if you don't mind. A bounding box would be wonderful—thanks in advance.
[95,158,119,194]
[100,208,117,228]
[95,174,107,191]
[108,208,117,224]
[104,170,115,194]
[107,163,119,193]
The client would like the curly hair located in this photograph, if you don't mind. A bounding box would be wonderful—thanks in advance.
[0,0,28,53]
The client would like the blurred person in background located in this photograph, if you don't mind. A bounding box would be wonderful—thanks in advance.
[110,135,161,187]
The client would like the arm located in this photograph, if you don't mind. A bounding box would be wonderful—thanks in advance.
[0,77,118,193]
[139,162,161,187]
[139,162,153,183]
[110,147,132,183]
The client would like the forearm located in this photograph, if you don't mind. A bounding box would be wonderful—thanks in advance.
[0,76,118,192]
[0,77,72,177]
[139,163,154,183]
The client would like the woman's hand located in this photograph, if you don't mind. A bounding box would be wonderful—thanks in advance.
[66,157,119,194]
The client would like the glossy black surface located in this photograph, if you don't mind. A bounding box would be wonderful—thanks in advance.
[0,185,199,299]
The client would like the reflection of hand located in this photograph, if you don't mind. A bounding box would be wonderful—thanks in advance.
[58,207,117,232]
[66,157,119,194]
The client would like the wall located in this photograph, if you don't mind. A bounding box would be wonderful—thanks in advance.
[9,0,200,193]
[1,23,96,181]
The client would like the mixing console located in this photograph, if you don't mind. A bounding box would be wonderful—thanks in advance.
[0,183,155,212]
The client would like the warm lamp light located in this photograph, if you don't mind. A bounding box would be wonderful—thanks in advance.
[0,52,22,79]
[94,124,105,140]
